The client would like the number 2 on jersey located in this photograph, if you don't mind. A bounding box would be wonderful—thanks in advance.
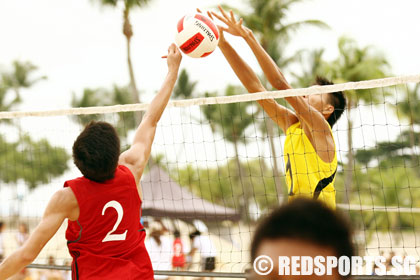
[102,200,128,242]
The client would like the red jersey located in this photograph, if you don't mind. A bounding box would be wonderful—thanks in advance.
[65,165,153,280]
[171,238,185,268]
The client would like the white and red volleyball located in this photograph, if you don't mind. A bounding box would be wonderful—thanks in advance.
[175,13,219,58]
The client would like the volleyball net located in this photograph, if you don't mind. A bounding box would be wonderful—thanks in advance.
[1,74,420,278]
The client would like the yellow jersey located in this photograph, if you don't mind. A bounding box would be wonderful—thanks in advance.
[283,122,337,209]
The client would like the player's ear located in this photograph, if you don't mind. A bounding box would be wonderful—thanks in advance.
[323,104,334,115]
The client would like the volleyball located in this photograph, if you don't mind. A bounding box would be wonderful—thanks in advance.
[175,13,219,58]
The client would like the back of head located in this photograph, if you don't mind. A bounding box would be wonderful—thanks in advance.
[316,76,347,128]
[251,198,354,262]
[189,230,201,240]
[73,121,120,182]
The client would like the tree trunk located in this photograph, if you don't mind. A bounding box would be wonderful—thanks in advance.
[344,100,353,206]
[409,118,417,166]
[266,118,285,204]
[233,140,250,222]
[123,7,142,124]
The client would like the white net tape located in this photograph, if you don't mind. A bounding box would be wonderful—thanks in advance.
[0,74,419,119]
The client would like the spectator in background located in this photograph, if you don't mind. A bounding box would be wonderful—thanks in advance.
[249,198,354,279]
[189,230,217,277]
[15,223,29,247]
[172,230,186,270]
[186,233,194,270]
[61,260,72,280]
[386,250,396,272]
[40,256,63,280]
[14,222,29,280]
[145,224,173,280]
[0,222,4,261]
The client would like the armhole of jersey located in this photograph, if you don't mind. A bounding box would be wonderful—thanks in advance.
[311,126,338,167]
[64,182,82,219]
[285,122,299,135]
[119,165,141,202]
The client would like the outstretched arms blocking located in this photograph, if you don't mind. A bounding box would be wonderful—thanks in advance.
[203,9,297,133]
[211,7,335,162]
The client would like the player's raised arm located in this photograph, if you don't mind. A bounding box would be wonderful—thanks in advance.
[119,44,182,193]
[211,6,291,91]
[212,7,331,138]
[201,10,297,133]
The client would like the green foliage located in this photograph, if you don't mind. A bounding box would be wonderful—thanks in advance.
[222,0,328,67]
[324,37,390,105]
[355,130,420,167]
[0,135,69,189]
[0,61,69,190]
[94,0,150,9]
[350,166,420,233]
[173,159,279,211]
[173,69,197,100]
[201,85,256,144]
[0,61,46,113]
[395,84,420,124]
[71,85,137,140]
[292,49,326,88]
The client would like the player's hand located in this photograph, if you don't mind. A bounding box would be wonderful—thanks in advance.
[211,5,252,38]
[164,43,182,72]
[196,8,226,45]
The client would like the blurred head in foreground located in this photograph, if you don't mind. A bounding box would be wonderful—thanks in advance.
[250,198,354,280]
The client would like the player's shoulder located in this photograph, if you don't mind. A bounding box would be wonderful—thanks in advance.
[53,188,78,205]
[48,188,79,219]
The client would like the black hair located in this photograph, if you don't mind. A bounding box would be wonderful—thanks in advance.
[174,230,181,238]
[0,221,3,230]
[316,76,347,128]
[189,230,201,240]
[251,198,354,278]
[72,121,120,182]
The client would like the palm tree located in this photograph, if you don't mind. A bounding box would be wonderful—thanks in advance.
[1,61,46,111]
[173,69,197,100]
[201,85,256,220]
[324,37,390,205]
[292,48,326,87]
[221,0,329,203]
[223,0,328,66]
[395,84,420,165]
[0,62,68,220]
[94,0,150,122]
[71,85,136,145]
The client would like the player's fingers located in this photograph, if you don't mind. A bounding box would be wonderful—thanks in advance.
[207,11,214,20]
[218,5,230,21]
[161,55,167,59]
[211,11,229,25]
[229,10,236,23]
[168,43,177,54]
[196,8,202,13]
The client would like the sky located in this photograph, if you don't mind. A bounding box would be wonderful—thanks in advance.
[0,0,419,111]
[0,0,419,216]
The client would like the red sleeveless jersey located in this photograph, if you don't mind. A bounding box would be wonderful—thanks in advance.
[171,238,186,268]
[64,165,153,280]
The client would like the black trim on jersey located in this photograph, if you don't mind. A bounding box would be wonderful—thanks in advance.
[71,251,80,280]
[138,228,146,232]
[286,153,294,196]
[67,220,82,244]
[313,169,337,200]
